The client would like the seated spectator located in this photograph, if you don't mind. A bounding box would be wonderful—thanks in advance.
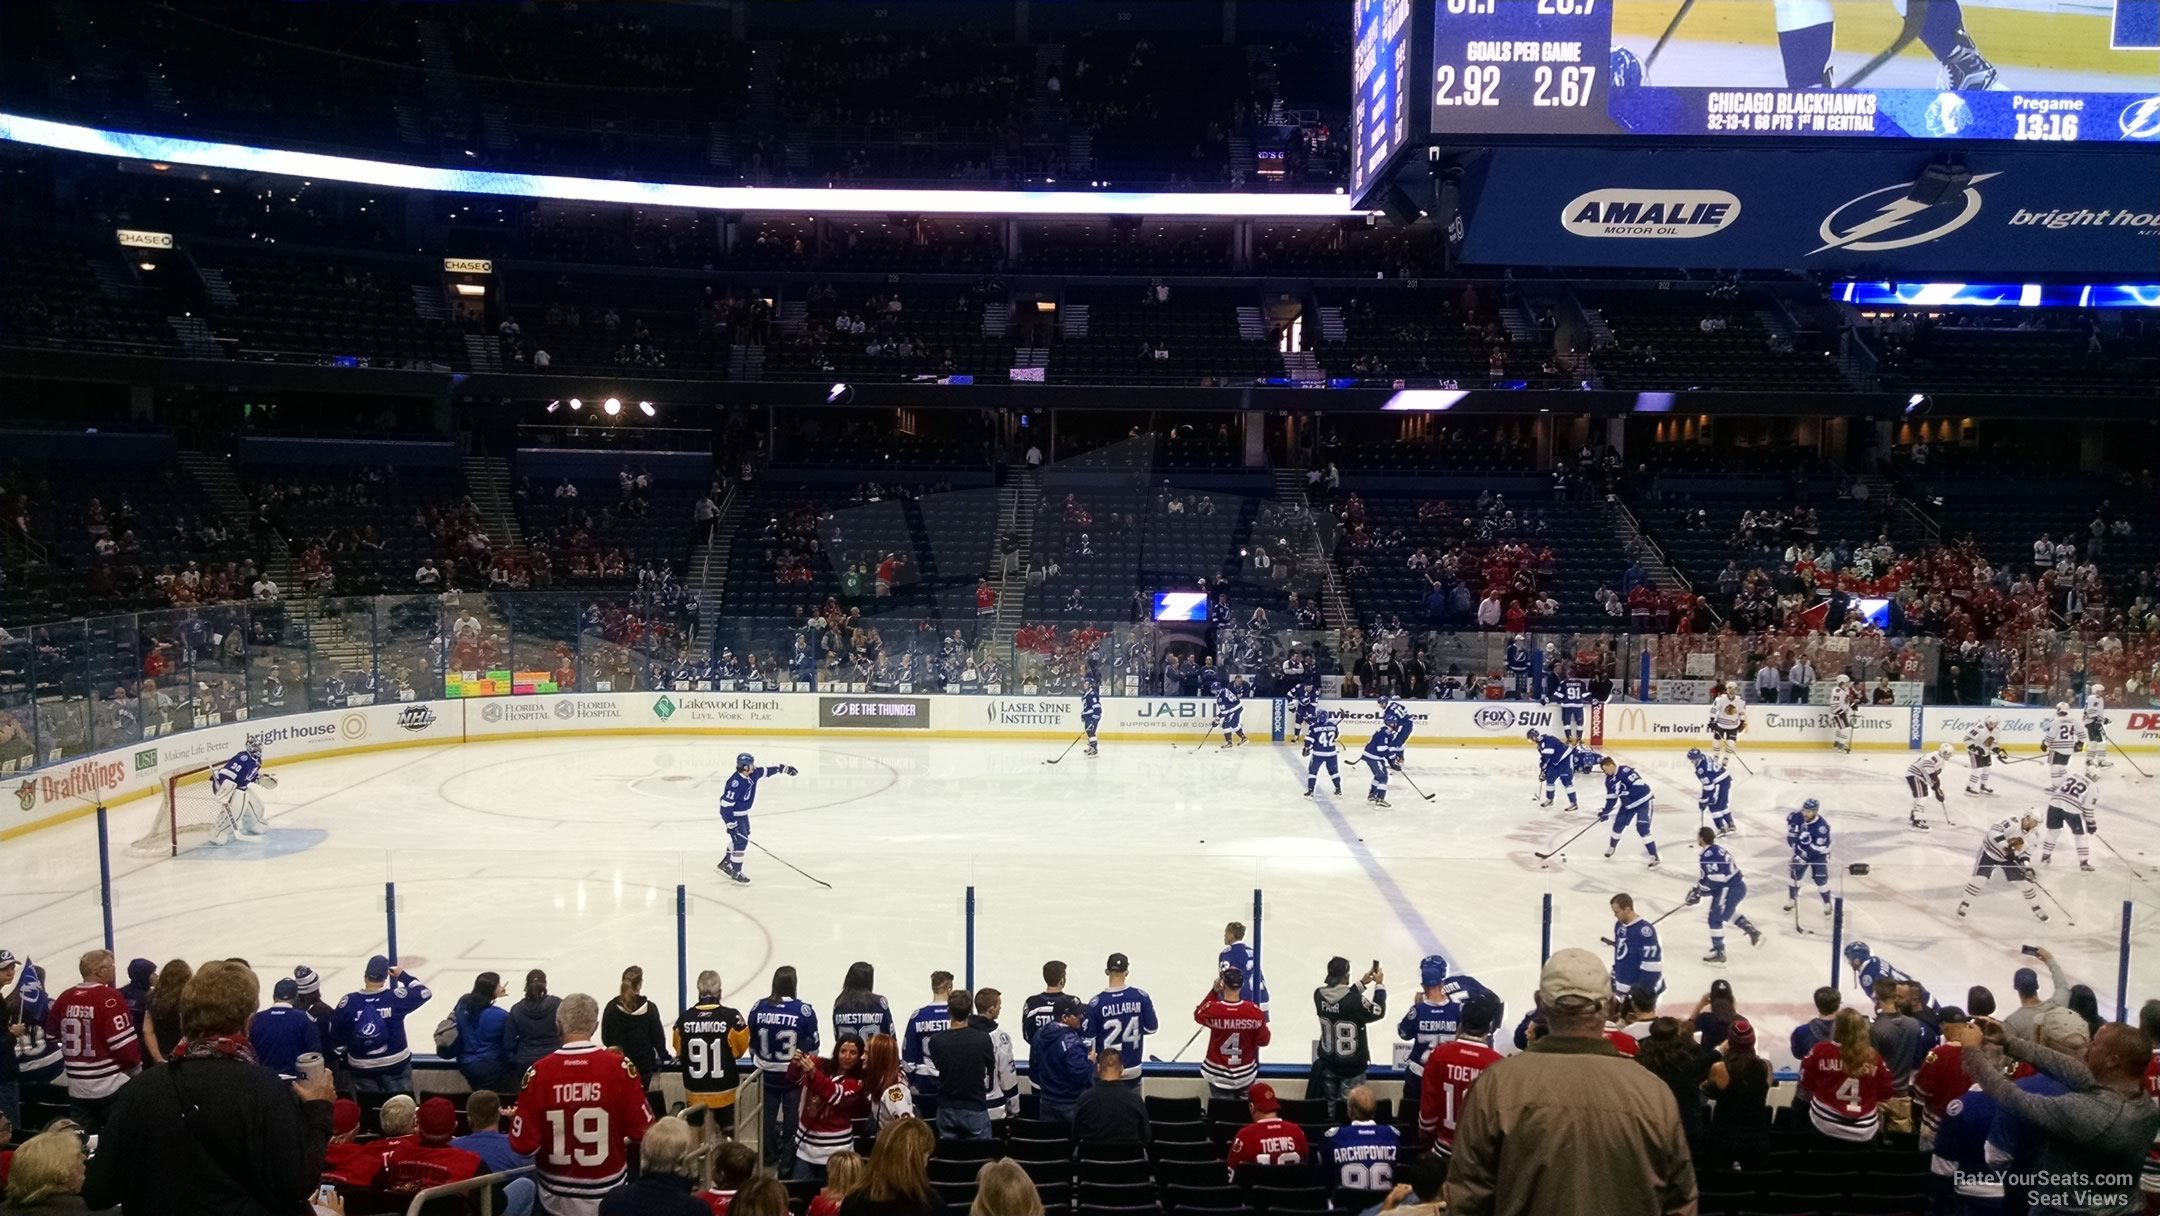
[597,1114,702,1216]
[1071,1054,1148,1145]
[696,1142,758,1214]
[968,1159,1041,1216]
[809,1153,865,1216]
[321,1098,376,1187]
[84,960,336,1214]
[3,1127,95,1216]
[838,1117,937,1216]
[451,1089,533,1174]
[377,1097,484,1194]
[1226,1082,1308,1172]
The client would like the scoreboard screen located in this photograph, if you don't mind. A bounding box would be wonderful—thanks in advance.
[1352,0,1418,198]
[1424,0,2160,143]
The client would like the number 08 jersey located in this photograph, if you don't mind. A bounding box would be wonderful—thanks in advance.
[509,1041,656,1216]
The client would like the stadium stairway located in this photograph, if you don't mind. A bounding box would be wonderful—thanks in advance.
[692,484,749,643]
[1597,497,1688,595]
[176,448,292,589]
[1272,467,1352,633]
[990,462,1039,645]
[462,456,526,553]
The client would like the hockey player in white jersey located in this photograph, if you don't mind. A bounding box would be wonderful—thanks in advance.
[1962,715,2007,796]
[1784,798,1833,917]
[1958,812,2048,922]
[2082,691,2110,772]
[1768,0,1999,91]
[1829,675,1862,753]
[2042,702,2080,774]
[2038,771,2099,874]
[1707,688,1746,761]
[207,740,274,845]
[1904,743,1953,831]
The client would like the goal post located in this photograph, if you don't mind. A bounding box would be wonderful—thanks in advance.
[128,765,221,857]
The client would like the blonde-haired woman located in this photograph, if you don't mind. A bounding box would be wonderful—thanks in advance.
[810,1152,867,1216]
[3,1126,96,1214]
[969,1159,1043,1216]
[1797,1007,1892,1147]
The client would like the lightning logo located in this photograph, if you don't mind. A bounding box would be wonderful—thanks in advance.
[1811,172,2001,255]
[2122,96,2160,140]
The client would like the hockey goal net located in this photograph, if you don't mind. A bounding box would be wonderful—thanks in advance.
[128,766,222,857]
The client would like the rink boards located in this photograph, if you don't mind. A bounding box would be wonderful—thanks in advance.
[8,691,2153,839]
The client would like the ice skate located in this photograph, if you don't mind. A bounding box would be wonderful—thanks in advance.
[1956,900,1971,918]
[1945,44,1998,90]
[2030,904,2048,923]
[2079,861,2096,873]
[1702,948,1726,964]
[1782,899,1796,912]
[1744,926,1762,947]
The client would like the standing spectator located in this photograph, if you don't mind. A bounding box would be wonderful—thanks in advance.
[901,972,954,1112]
[1691,980,1740,1052]
[792,1037,869,1184]
[749,967,819,1172]
[506,969,564,1076]
[1085,954,1158,1081]
[82,960,336,1216]
[1310,958,1387,1121]
[1753,658,1781,705]
[1949,1012,2160,1215]
[1789,987,1840,1062]
[969,1159,1040,1216]
[1869,985,1928,1135]
[1226,1082,1309,1171]
[141,960,191,1065]
[838,1117,938,1216]
[832,963,894,1045]
[246,978,322,1081]
[116,959,154,1035]
[510,993,655,1215]
[1798,1009,1892,1147]
[862,1034,915,1131]
[0,951,18,1129]
[1787,655,1815,704]
[1071,1054,1149,1146]
[597,1115,703,1216]
[675,970,750,1155]
[693,494,719,545]
[451,972,515,1095]
[2001,950,2070,1040]
[1700,1018,1771,1172]
[926,991,997,1141]
[970,990,1020,1125]
[602,966,670,1116]
[44,950,140,1134]
[331,956,431,1096]
[1444,948,1696,1216]
[1027,997,1092,1123]
[1416,993,1504,1156]
[1018,962,1067,1067]
[810,1153,866,1216]
[1633,1018,1711,1149]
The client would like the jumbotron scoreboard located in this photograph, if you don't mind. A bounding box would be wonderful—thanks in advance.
[1354,0,2159,182]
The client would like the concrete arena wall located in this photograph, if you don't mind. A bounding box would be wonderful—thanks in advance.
[7,692,2154,841]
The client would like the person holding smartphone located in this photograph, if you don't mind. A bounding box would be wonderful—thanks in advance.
[1311,957,1388,1123]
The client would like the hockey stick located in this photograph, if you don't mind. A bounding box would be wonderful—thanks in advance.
[1189,723,1222,752]
[1840,0,1930,88]
[1395,766,1437,803]
[1534,816,1603,861]
[2116,747,2151,780]
[749,840,833,890]
[2022,866,2075,926]
[1647,901,1689,928]
[2094,833,2157,881]
[1042,733,1085,765]
[1150,1026,1205,1064]
[1641,0,1699,74]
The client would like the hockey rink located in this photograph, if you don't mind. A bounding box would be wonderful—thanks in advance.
[6,733,2159,1070]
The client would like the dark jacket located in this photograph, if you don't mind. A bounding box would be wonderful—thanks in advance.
[1029,1022,1093,1107]
[1071,1082,1149,1144]
[1789,1015,1836,1063]
[926,1022,997,1112]
[81,1055,333,1216]
[837,1193,948,1216]
[452,999,513,1082]
[506,994,563,1072]
[601,997,669,1087]
[597,1172,709,1216]
[1,1197,113,1215]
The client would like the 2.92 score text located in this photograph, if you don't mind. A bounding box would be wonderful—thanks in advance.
[1435,64,1596,107]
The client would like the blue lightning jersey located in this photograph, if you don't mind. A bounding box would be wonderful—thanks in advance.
[1693,755,1733,812]
[901,1000,951,1085]
[1219,941,1268,1006]
[1216,687,1243,718]
[1787,812,1832,862]
[1308,722,1339,758]
[1396,974,1494,1074]
[1853,955,1926,1005]
[1504,641,1530,675]
[213,750,262,791]
[1360,725,1394,762]
[1612,919,1664,993]
[1551,677,1590,708]
[1321,1122,1401,1190]
[1293,685,1319,716]
[1081,688,1102,720]
[1533,733,1574,775]
[1382,714,1413,757]
[1602,765,1654,815]
[747,996,820,1085]
[1085,986,1160,1073]
[1699,843,1743,888]
[719,766,784,823]
[1572,747,1605,773]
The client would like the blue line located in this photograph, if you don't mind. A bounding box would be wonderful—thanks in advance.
[1275,747,1447,957]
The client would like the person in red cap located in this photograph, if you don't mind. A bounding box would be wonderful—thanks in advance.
[321,1098,380,1188]
[1225,1083,1309,1177]
[378,1096,484,1191]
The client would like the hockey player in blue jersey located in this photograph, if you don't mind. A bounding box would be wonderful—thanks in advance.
[1842,941,1931,1006]
[208,739,275,845]
[1606,893,1664,1000]
[1687,826,1763,964]
[1597,756,1661,868]
[1571,745,1604,774]
[1543,670,1592,746]
[1303,710,1342,797]
[1785,798,1833,917]
[717,752,798,884]
[1219,922,1268,1008]
[1290,682,1318,742]
[1503,636,1532,699]
[1382,700,1414,762]
[1215,678,1250,749]
[1526,729,1579,810]
[1687,748,1736,836]
[1081,679,1103,757]
[1358,721,1396,808]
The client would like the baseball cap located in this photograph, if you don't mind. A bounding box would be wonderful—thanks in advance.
[2036,1006,2092,1052]
[2012,967,2039,995]
[1248,1082,1280,1113]
[273,978,299,1001]
[1050,994,1084,1021]
[1538,947,1609,1006]
[0,950,16,970]
[418,1096,459,1145]
[1105,952,1129,973]
[332,1099,362,1137]
[365,955,393,982]
[1937,1006,1971,1025]
[1709,979,1734,1000]
[1219,967,1245,991]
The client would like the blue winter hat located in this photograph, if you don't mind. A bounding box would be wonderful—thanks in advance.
[365,955,392,982]
[1420,955,1449,987]
[2012,967,2039,995]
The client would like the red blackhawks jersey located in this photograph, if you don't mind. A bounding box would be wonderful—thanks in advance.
[509,1041,655,1216]
[46,982,141,1099]
[1416,1037,1502,1151]
[1193,993,1270,1091]
[1226,1117,1309,1173]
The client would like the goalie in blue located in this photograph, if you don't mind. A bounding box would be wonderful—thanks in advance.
[208,740,275,845]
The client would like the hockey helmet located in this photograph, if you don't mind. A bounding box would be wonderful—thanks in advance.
[1801,798,1821,817]
[2056,702,2071,715]
[1419,954,1449,987]
[1526,727,1544,742]
[1843,941,1871,965]
[246,739,264,757]
[1686,747,1705,764]
[1984,715,1999,729]
[1609,45,1645,88]
[1937,743,1954,758]
[1837,674,1852,685]
[736,752,755,770]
